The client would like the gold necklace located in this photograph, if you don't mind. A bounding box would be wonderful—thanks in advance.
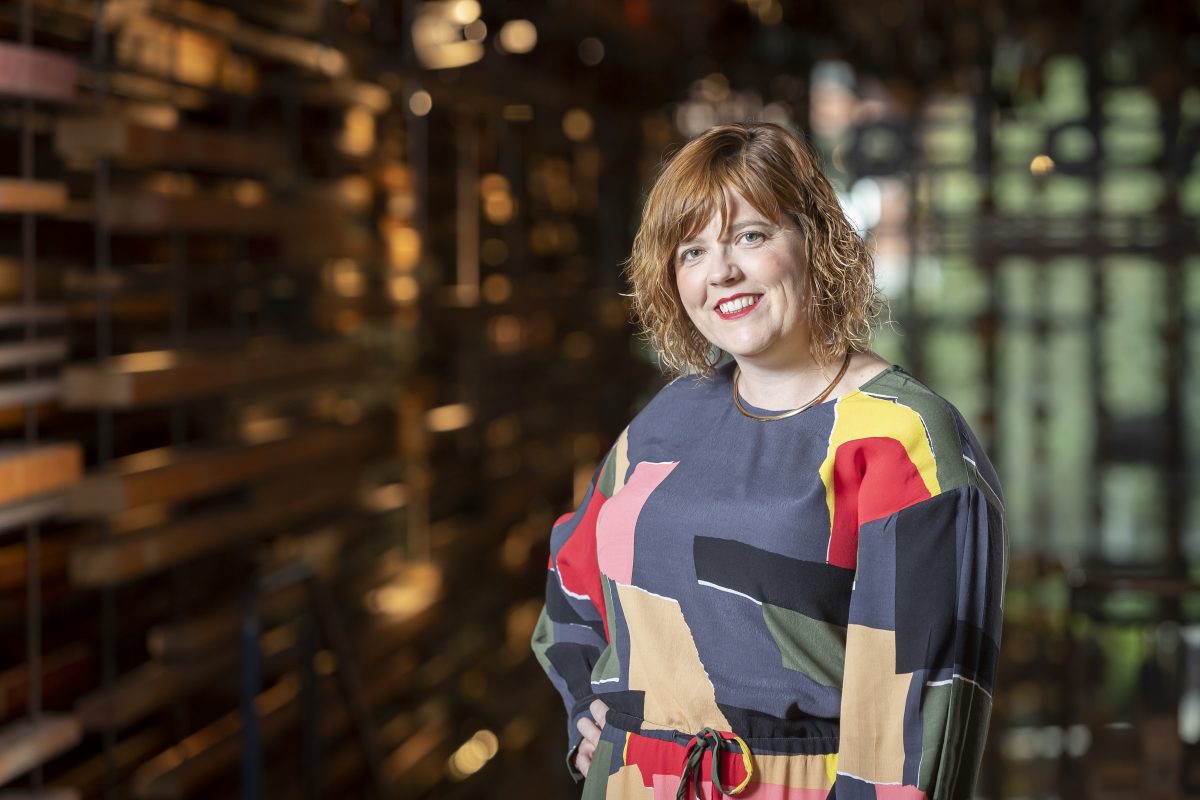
[732,351,853,421]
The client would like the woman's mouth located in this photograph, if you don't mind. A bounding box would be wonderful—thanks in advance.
[714,294,763,320]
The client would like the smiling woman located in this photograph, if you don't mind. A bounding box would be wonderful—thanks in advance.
[531,122,1008,800]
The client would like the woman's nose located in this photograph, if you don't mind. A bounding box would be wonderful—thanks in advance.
[708,254,740,285]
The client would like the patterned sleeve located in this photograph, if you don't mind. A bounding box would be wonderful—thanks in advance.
[530,428,628,782]
[829,406,1008,799]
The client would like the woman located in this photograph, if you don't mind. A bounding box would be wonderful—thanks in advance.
[531,122,1007,800]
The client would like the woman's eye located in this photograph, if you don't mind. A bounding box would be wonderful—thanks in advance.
[740,231,765,245]
[680,248,703,262]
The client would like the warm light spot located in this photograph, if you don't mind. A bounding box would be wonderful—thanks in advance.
[116,350,177,373]
[447,729,500,780]
[328,258,365,298]
[233,179,266,207]
[498,19,537,53]
[339,105,376,157]
[385,224,422,270]
[488,315,524,353]
[449,0,481,25]
[1030,154,1055,175]
[561,331,593,360]
[425,403,473,432]
[503,104,533,121]
[409,89,433,116]
[364,482,409,513]
[578,37,604,65]
[482,274,512,304]
[464,19,487,42]
[389,274,420,304]
[562,108,594,141]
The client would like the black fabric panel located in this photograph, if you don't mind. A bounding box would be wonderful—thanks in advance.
[596,689,645,721]
[546,642,598,695]
[894,490,960,673]
[545,571,589,625]
[693,536,855,625]
[954,619,999,689]
[716,701,840,749]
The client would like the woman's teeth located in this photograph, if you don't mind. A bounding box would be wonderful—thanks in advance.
[718,296,759,314]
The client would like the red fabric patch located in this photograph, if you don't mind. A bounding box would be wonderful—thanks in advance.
[829,436,932,569]
[554,487,610,639]
[624,730,750,796]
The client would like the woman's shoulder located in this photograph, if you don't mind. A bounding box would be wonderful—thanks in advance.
[844,365,1003,508]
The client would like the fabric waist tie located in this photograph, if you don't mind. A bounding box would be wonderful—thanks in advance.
[675,726,754,800]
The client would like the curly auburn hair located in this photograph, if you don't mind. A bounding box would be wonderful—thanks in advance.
[622,122,888,379]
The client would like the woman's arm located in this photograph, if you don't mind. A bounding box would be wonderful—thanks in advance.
[834,480,1007,799]
[530,429,627,782]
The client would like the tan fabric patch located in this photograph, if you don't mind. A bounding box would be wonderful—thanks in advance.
[837,624,913,784]
[617,582,731,735]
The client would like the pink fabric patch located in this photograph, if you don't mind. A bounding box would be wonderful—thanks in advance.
[874,785,929,800]
[595,461,677,584]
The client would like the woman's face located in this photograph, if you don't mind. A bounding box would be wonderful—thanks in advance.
[674,187,811,369]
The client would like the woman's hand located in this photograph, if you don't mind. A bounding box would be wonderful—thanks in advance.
[573,698,610,778]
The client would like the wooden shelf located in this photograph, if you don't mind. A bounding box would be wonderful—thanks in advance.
[69,482,359,586]
[0,443,83,508]
[62,191,336,233]
[0,381,62,411]
[56,117,287,173]
[0,715,82,785]
[0,42,76,103]
[66,423,374,516]
[0,181,67,215]
[63,340,362,408]
[0,340,68,370]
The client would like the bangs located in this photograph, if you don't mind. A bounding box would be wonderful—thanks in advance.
[659,156,791,248]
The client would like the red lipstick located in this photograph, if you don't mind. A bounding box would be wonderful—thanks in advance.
[713,293,763,320]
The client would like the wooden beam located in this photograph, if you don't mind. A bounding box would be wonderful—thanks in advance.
[62,191,335,233]
[62,340,362,408]
[0,443,82,507]
[0,42,76,103]
[0,715,81,785]
[0,381,61,411]
[56,117,287,173]
[65,422,374,516]
[0,790,80,800]
[68,475,359,586]
[0,181,67,215]
[75,624,296,731]
[0,340,68,370]
[0,306,67,327]
[0,644,90,724]
[0,494,67,536]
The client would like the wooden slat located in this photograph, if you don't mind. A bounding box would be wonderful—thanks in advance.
[0,443,82,507]
[68,478,358,586]
[65,422,374,516]
[0,537,69,592]
[131,676,298,799]
[56,117,287,172]
[0,494,66,536]
[63,192,335,233]
[0,790,80,800]
[63,340,361,408]
[0,181,67,215]
[0,42,76,103]
[0,644,90,723]
[0,715,81,784]
[0,340,68,370]
[49,726,170,799]
[0,381,62,411]
[0,306,67,328]
[75,624,296,731]
[147,585,305,662]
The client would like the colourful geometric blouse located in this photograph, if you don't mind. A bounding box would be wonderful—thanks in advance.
[531,359,1008,800]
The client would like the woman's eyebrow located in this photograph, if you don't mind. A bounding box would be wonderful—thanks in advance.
[677,219,772,249]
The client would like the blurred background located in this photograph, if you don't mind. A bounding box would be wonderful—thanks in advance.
[0,0,1197,798]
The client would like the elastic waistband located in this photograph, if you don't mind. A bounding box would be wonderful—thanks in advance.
[604,708,840,757]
